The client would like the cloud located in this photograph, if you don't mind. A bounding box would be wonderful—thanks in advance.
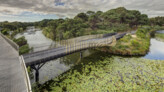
[0,0,164,21]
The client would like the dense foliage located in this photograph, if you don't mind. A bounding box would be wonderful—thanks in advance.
[0,21,33,38]
[35,7,151,40]
[150,16,164,26]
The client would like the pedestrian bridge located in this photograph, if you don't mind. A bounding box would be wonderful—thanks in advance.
[23,33,126,66]
[0,32,126,91]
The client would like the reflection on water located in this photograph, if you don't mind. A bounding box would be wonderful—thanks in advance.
[144,38,164,60]
[156,30,164,34]
[15,27,95,84]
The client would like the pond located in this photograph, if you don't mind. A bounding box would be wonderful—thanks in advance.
[144,38,164,60]
[15,28,164,84]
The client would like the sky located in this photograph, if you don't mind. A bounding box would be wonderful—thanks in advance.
[0,0,164,22]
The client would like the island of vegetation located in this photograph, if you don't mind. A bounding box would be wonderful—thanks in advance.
[102,26,164,56]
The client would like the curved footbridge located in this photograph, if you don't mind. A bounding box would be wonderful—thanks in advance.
[0,32,126,92]
[24,33,125,66]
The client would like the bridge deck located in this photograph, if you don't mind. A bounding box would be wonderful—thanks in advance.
[0,35,28,92]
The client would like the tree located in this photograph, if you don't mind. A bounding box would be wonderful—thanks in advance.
[74,13,88,22]
[86,11,95,16]
[139,14,149,25]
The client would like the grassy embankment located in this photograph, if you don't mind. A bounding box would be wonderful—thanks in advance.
[103,26,164,56]
[36,51,164,92]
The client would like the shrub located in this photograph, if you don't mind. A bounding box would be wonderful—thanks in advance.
[13,36,27,47]
[19,45,30,54]
[131,40,140,47]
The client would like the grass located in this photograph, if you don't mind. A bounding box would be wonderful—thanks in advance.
[36,51,164,92]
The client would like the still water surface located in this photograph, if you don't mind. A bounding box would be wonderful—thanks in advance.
[15,28,164,84]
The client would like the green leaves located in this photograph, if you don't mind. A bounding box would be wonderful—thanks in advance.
[13,36,27,47]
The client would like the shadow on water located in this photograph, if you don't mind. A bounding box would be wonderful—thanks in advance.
[30,49,98,84]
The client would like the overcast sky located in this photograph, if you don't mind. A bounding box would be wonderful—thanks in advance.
[0,0,164,22]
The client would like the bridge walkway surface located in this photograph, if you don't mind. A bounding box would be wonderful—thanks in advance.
[0,34,29,92]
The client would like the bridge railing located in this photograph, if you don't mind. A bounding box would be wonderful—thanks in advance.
[23,33,117,58]
[23,36,116,60]
[0,33,19,51]
[19,56,32,92]
[64,36,116,54]
[58,33,116,46]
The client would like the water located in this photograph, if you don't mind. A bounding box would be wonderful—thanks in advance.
[144,30,164,60]
[156,30,164,34]
[144,38,164,60]
[15,28,164,84]
[15,27,95,84]
[15,28,54,52]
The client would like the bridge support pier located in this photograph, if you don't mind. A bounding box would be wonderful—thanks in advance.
[80,52,83,59]
[35,69,39,82]
[31,63,45,82]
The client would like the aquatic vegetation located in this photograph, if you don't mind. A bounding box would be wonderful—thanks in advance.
[38,51,164,92]
[155,33,164,42]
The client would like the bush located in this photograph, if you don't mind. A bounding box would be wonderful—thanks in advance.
[19,45,30,54]
[13,36,27,47]
[131,40,140,47]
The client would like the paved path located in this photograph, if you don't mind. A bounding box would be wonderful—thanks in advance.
[0,35,28,92]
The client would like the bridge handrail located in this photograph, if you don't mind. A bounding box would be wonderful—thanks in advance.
[0,33,19,51]
[24,33,126,59]
[24,36,114,59]
[23,32,117,57]
[59,33,116,45]
[20,56,32,92]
